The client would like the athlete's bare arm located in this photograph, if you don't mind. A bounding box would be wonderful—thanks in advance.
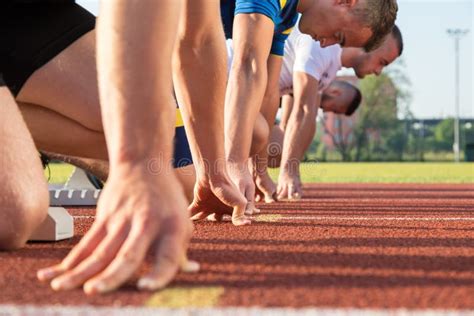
[263,94,294,170]
[252,55,283,203]
[173,0,248,225]
[280,94,294,131]
[225,13,274,212]
[278,71,320,200]
[37,0,192,294]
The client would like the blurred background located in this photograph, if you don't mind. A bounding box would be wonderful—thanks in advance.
[306,0,473,163]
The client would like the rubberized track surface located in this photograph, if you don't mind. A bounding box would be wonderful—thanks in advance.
[1,184,473,310]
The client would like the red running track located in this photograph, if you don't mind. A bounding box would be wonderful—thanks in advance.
[0,183,473,309]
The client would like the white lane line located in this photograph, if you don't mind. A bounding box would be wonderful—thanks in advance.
[276,216,474,221]
[0,305,471,316]
[72,215,474,221]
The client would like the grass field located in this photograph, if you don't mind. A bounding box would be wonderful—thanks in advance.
[268,162,474,183]
[47,162,474,184]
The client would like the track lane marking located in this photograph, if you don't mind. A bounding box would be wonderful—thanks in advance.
[254,215,474,222]
[0,305,472,315]
[74,215,474,221]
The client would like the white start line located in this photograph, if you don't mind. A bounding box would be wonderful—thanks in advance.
[0,305,472,316]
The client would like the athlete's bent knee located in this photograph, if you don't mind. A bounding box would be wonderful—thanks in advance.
[0,185,48,250]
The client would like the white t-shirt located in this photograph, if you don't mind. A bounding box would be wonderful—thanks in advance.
[280,23,342,95]
[226,21,343,96]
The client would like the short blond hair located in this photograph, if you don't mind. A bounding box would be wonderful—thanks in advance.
[354,0,398,52]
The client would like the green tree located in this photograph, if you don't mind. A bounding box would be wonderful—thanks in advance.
[433,118,454,151]
[353,74,398,160]
[352,59,413,161]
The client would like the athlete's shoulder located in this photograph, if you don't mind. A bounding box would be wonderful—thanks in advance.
[234,0,281,21]
[279,0,299,30]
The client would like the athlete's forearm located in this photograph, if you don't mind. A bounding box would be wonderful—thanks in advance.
[280,109,316,174]
[280,94,319,175]
[254,93,281,175]
[173,1,227,180]
[97,0,181,170]
[280,73,319,175]
[225,60,267,166]
[254,54,283,174]
[279,94,294,131]
[225,14,274,167]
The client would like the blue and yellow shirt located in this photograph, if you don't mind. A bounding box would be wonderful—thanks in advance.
[221,0,299,56]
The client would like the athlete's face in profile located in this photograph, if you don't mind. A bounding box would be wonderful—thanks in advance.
[352,34,399,78]
[298,0,373,49]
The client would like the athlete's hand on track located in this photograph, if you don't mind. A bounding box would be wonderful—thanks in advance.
[189,174,250,226]
[227,161,260,215]
[255,170,277,203]
[277,171,303,201]
[37,165,196,294]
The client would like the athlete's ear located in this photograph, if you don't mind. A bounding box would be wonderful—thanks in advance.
[326,86,341,97]
[333,88,343,96]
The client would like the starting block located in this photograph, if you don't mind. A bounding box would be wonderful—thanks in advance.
[49,167,101,206]
[29,207,74,241]
[31,167,100,242]
[49,189,100,206]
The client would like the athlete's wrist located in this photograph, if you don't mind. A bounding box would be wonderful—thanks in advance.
[109,155,175,180]
[280,159,300,177]
[226,159,249,176]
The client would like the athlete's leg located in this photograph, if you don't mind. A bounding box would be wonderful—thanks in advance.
[19,102,108,160]
[3,3,103,158]
[175,165,196,203]
[44,152,109,183]
[16,30,102,135]
[0,88,48,250]
[45,150,196,204]
[15,29,105,162]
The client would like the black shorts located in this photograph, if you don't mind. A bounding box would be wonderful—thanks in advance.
[174,125,193,168]
[0,2,95,95]
[220,0,236,39]
[0,1,194,169]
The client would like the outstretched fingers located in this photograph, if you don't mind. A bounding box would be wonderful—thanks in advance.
[37,220,107,282]
[212,181,250,225]
[82,221,156,295]
[277,183,288,201]
[49,222,128,291]
[138,219,191,291]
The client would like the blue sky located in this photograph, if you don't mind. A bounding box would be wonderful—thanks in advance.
[77,0,473,119]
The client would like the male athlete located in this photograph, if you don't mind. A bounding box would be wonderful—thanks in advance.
[1,0,244,295]
[223,22,402,202]
[260,25,404,201]
[220,0,398,217]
